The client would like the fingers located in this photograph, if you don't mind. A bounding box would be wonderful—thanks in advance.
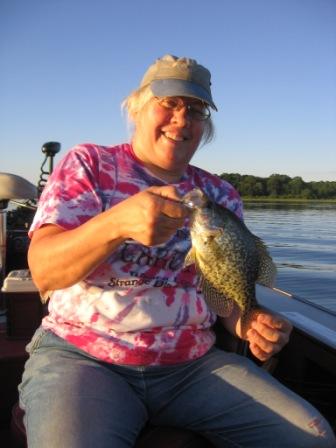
[117,185,191,246]
[246,312,292,361]
[256,313,293,333]
[250,312,292,340]
[149,213,185,244]
[147,185,184,203]
[250,320,287,344]
[247,328,282,360]
[147,186,190,220]
[248,341,272,362]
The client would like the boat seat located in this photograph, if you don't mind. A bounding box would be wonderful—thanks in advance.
[10,402,214,448]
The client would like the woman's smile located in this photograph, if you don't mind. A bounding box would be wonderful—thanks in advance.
[162,131,187,142]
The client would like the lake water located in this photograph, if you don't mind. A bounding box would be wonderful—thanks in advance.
[243,202,336,314]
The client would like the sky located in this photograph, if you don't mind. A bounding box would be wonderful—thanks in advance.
[1,0,335,185]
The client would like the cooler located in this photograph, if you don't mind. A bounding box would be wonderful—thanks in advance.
[1,270,44,339]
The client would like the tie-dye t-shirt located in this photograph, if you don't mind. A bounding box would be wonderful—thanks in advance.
[30,143,243,365]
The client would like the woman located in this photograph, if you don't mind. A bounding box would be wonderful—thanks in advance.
[19,54,335,447]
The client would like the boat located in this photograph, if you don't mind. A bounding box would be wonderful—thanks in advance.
[0,143,335,447]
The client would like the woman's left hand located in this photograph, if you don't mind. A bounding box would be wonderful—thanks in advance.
[246,312,293,362]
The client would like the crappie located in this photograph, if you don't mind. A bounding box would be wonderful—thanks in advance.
[183,188,276,328]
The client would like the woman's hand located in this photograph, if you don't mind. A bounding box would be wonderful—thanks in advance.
[115,185,190,246]
[246,312,293,362]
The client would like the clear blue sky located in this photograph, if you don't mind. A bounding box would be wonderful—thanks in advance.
[1,0,335,184]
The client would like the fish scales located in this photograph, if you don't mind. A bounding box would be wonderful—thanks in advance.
[183,188,276,329]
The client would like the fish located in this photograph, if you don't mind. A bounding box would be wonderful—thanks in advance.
[183,188,276,333]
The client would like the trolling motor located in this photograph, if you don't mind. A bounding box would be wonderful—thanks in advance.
[0,142,61,296]
[37,141,61,196]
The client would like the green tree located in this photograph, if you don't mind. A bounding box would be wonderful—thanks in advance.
[240,176,264,196]
[288,177,306,197]
[266,174,290,197]
[219,172,336,199]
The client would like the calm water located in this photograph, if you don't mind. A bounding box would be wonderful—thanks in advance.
[243,202,336,313]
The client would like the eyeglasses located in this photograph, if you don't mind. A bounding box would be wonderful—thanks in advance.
[154,97,211,121]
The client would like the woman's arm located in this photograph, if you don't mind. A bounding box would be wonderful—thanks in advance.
[28,185,189,293]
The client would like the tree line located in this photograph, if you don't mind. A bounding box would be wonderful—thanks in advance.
[219,173,336,199]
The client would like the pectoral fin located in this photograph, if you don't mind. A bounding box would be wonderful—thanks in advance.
[184,246,197,267]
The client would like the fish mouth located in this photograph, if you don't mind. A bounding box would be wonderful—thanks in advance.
[182,188,207,209]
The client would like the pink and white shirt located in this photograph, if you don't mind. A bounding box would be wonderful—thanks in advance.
[30,143,243,365]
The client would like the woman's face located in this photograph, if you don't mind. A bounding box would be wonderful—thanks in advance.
[131,96,206,182]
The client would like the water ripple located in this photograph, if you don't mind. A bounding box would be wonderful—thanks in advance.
[244,203,336,312]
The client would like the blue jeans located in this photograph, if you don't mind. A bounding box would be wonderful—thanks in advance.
[19,327,335,448]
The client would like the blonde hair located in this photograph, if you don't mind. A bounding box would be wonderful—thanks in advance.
[122,86,215,145]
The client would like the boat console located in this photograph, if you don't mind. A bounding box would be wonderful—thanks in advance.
[0,174,37,292]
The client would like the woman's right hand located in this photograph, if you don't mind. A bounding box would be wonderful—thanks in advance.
[112,185,190,246]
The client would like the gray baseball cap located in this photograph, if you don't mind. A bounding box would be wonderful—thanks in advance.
[140,54,217,111]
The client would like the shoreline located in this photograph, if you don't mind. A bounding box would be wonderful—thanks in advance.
[242,197,336,203]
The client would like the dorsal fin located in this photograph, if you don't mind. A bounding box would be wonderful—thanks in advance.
[254,236,277,287]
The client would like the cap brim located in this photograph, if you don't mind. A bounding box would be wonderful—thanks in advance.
[150,79,217,111]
